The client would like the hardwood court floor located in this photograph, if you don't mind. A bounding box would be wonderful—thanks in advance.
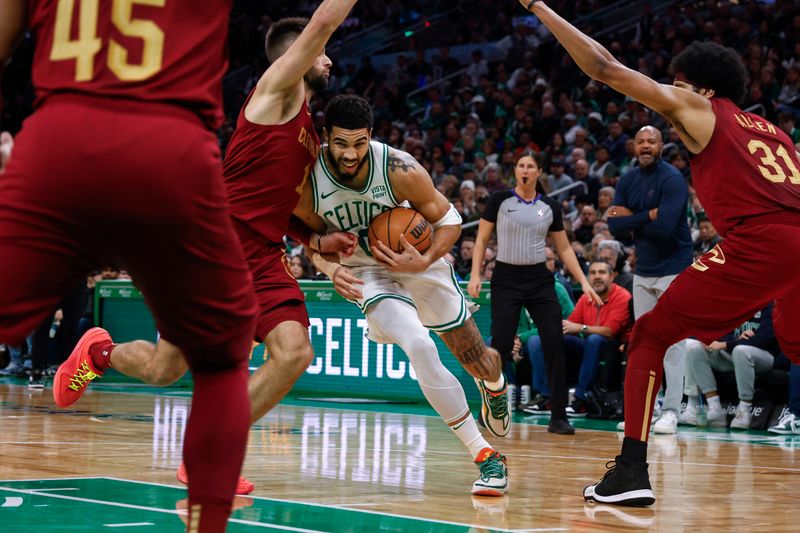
[1,380,799,532]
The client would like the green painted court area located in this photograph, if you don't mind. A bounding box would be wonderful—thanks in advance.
[0,477,502,532]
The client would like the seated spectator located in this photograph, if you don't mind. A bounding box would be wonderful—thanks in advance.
[778,111,800,144]
[545,160,573,203]
[483,162,507,193]
[602,121,629,166]
[680,304,780,429]
[447,147,468,179]
[573,205,597,245]
[288,254,314,280]
[589,146,619,184]
[572,159,601,205]
[694,212,721,257]
[769,361,800,435]
[597,186,615,220]
[454,236,475,280]
[527,260,631,416]
[596,239,634,295]
[458,180,479,220]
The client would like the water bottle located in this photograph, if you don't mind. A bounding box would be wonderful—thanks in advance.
[696,395,708,428]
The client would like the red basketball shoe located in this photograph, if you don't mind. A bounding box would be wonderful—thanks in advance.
[177,462,255,495]
[53,327,109,407]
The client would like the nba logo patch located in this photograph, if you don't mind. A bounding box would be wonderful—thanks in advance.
[537,208,544,217]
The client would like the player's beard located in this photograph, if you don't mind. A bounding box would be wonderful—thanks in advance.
[305,71,329,94]
[327,146,368,184]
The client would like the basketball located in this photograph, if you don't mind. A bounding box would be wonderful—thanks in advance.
[368,207,432,254]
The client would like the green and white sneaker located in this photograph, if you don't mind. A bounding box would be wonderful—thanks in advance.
[474,377,511,437]
[471,448,508,496]
[769,412,800,434]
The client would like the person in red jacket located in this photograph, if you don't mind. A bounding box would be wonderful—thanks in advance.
[565,260,631,411]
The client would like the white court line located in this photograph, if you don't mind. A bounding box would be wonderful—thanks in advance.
[103,476,523,532]
[29,487,79,492]
[104,523,155,528]
[0,486,322,532]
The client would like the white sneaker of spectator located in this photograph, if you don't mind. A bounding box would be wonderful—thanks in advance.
[729,403,752,430]
[520,385,531,407]
[653,410,678,434]
[678,403,697,425]
[507,384,518,411]
[768,412,800,434]
[616,410,660,432]
[706,402,728,427]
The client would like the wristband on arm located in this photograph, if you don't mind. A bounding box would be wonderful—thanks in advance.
[432,204,463,229]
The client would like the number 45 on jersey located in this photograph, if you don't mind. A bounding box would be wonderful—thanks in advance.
[51,0,165,82]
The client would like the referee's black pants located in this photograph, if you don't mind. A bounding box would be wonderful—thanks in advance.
[490,262,568,421]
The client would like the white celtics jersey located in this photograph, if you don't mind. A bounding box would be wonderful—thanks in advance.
[312,141,407,266]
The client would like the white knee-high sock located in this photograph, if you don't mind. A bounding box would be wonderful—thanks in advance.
[368,300,492,459]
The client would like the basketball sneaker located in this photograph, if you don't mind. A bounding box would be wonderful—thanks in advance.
[677,404,697,425]
[28,371,44,391]
[471,448,508,497]
[729,403,752,429]
[706,402,728,428]
[653,410,678,434]
[523,395,551,415]
[583,456,655,507]
[768,412,800,434]
[176,462,255,495]
[474,377,510,437]
[53,327,109,407]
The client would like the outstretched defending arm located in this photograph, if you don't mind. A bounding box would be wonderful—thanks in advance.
[247,0,358,123]
[519,1,714,152]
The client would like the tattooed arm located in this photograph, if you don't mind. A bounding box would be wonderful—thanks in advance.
[370,148,461,272]
[439,318,501,381]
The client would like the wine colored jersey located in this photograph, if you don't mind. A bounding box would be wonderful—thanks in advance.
[223,93,320,246]
[690,98,800,236]
[27,0,232,129]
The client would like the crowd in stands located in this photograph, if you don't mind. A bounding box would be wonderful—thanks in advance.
[2,0,799,431]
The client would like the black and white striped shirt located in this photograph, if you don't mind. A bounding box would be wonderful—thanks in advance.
[482,190,563,265]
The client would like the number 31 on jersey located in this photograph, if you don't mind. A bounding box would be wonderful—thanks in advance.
[50,0,165,82]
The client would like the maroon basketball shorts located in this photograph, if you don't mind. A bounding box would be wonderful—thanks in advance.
[0,94,257,369]
[236,233,309,343]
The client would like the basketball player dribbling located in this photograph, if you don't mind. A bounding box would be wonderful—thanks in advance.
[1,1,260,530]
[298,95,511,496]
[518,0,800,506]
[52,1,359,494]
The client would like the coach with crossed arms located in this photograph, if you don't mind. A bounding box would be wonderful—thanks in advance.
[606,126,693,435]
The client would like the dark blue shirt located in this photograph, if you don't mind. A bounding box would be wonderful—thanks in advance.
[608,160,693,277]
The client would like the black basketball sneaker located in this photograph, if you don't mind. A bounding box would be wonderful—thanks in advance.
[583,456,655,506]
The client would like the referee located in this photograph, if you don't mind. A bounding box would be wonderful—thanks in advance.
[468,151,602,434]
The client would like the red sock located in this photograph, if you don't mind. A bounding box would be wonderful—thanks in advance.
[184,363,250,533]
[89,342,117,371]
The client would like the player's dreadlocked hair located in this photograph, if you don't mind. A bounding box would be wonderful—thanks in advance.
[670,41,749,104]
[265,17,308,64]
[324,95,374,132]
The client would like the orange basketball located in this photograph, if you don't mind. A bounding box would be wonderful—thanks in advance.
[368,207,432,254]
